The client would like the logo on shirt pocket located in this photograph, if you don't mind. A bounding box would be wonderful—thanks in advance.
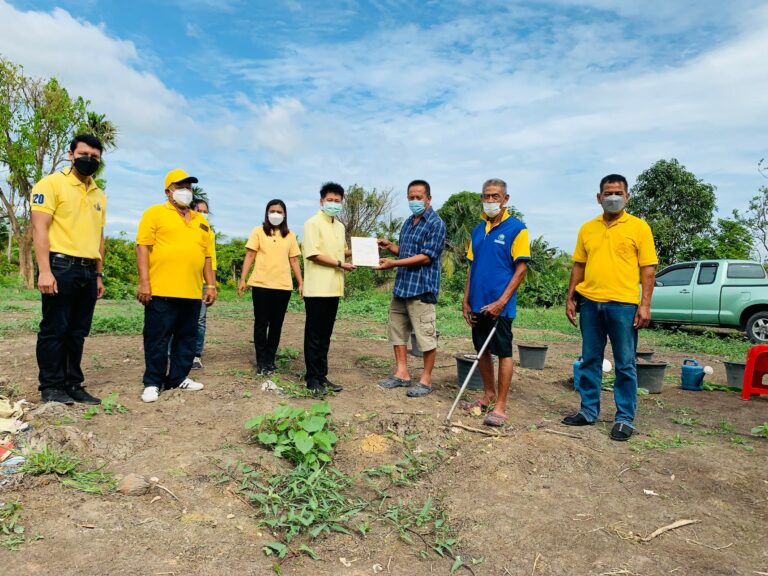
[494,233,506,245]
[94,202,102,212]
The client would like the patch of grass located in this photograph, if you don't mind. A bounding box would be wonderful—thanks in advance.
[90,313,143,335]
[276,347,300,370]
[355,355,391,371]
[0,501,25,551]
[671,417,701,427]
[20,444,116,494]
[730,436,754,451]
[629,431,702,452]
[101,392,129,415]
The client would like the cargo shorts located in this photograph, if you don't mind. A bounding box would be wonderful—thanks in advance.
[388,297,437,352]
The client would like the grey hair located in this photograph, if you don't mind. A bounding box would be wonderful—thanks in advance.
[482,178,507,194]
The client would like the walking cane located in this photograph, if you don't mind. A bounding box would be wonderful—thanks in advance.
[444,316,499,426]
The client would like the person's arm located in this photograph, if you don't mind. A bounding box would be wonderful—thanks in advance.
[483,262,528,320]
[238,249,257,296]
[566,262,586,326]
[96,232,105,299]
[307,254,355,271]
[377,238,400,256]
[136,244,152,305]
[289,256,303,298]
[462,263,476,327]
[635,265,657,328]
[31,211,56,295]
[203,258,217,305]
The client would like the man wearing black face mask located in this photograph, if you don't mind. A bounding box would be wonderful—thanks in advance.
[30,134,106,405]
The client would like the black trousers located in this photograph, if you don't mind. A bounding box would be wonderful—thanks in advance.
[303,296,339,387]
[251,287,292,368]
[36,256,98,392]
[143,297,201,389]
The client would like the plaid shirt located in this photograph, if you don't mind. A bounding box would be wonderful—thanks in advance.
[393,207,446,299]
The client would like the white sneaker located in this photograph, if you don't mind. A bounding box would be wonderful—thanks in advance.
[178,377,204,391]
[142,386,159,403]
[191,357,203,370]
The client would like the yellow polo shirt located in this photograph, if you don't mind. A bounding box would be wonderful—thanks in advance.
[30,169,106,259]
[136,202,212,299]
[573,212,657,305]
[302,211,347,297]
[245,226,301,290]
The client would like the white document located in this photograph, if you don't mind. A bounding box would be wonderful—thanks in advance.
[351,236,380,267]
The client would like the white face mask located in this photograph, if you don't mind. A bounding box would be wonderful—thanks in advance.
[268,212,285,226]
[483,202,502,218]
[172,188,193,207]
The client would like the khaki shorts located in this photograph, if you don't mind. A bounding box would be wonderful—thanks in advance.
[388,297,437,352]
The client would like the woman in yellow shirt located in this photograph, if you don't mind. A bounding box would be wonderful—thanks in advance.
[237,200,303,374]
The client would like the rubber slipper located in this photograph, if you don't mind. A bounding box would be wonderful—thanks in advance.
[483,412,508,427]
[459,399,492,412]
[610,422,634,441]
[406,383,434,397]
[378,375,412,389]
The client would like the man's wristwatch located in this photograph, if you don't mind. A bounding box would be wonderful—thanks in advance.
[337,260,342,268]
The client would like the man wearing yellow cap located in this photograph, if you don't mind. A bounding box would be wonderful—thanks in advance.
[135,169,217,403]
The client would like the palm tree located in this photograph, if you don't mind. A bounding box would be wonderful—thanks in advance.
[80,112,118,150]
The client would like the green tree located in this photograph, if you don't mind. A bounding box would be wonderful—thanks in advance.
[517,236,571,307]
[437,191,523,273]
[0,55,116,287]
[735,185,768,262]
[628,159,717,266]
[339,184,396,243]
[215,238,247,286]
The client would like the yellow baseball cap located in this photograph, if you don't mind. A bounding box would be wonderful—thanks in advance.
[164,168,198,190]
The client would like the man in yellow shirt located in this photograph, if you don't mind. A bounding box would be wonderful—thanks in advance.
[189,198,217,370]
[563,174,658,441]
[302,182,355,396]
[136,169,217,403]
[30,134,106,405]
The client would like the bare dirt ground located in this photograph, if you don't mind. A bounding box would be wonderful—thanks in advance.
[1,302,767,576]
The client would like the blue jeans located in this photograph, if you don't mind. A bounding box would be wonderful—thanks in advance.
[577,297,638,426]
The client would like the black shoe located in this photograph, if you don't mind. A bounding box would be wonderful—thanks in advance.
[265,363,277,375]
[323,378,343,393]
[256,365,267,376]
[308,383,327,397]
[561,413,594,426]
[41,388,75,405]
[610,422,634,441]
[66,386,101,405]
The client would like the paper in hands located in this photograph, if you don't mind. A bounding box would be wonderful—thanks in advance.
[351,236,380,267]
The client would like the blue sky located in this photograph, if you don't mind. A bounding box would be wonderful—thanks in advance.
[1,0,767,252]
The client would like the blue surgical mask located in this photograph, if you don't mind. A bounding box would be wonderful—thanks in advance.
[322,201,342,217]
[408,200,426,216]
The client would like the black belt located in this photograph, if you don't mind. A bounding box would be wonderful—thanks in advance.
[50,252,98,267]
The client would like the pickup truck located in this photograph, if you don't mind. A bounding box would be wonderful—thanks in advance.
[650,259,768,343]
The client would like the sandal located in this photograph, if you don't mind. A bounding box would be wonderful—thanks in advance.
[483,412,508,427]
[406,383,434,397]
[610,422,634,441]
[458,399,492,412]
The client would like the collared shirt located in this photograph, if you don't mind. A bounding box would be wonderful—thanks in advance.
[573,211,658,305]
[30,168,106,259]
[245,226,301,290]
[393,207,446,299]
[466,209,530,318]
[136,202,212,299]
[302,210,347,297]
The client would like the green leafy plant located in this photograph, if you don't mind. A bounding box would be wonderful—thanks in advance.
[246,403,337,468]
[629,432,702,452]
[751,422,768,438]
[275,347,300,370]
[671,417,701,427]
[100,392,128,415]
[82,406,100,420]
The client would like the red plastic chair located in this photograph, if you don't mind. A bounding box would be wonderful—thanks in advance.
[742,344,768,400]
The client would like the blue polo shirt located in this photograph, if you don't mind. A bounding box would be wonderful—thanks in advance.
[393,207,446,299]
[467,210,530,318]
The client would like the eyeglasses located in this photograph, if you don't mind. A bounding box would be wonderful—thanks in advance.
[481,194,503,201]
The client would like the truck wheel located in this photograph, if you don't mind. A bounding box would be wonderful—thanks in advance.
[746,311,768,344]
